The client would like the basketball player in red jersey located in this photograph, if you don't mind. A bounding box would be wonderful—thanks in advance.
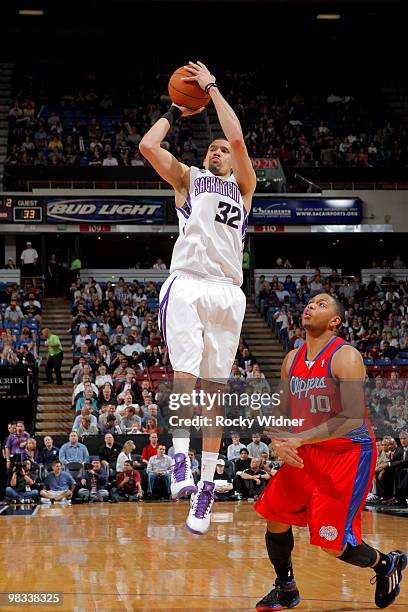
[254,293,406,611]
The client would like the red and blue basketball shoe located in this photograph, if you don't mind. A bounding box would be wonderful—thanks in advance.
[256,580,300,611]
[371,550,407,609]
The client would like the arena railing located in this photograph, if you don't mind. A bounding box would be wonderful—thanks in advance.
[361,268,408,284]
[80,269,170,284]
[0,270,21,284]
[254,269,339,285]
[9,179,408,192]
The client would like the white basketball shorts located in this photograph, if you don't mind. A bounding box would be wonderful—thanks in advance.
[158,271,246,380]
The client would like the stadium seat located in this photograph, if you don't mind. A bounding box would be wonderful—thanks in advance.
[149,366,167,375]
[21,319,39,330]
[64,462,84,479]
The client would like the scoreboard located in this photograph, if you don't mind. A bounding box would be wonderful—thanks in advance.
[1,197,43,223]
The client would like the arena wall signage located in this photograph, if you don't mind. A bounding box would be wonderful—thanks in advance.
[46,197,165,224]
[0,368,29,399]
[250,197,362,225]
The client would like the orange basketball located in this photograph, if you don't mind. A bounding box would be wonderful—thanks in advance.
[168,66,211,111]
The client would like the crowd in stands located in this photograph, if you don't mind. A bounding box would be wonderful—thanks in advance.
[67,275,268,437]
[2,421,282,504]
[6,65,198,169]
[5,65,408,169]
[0,283,41,369]
[256,260,408,507]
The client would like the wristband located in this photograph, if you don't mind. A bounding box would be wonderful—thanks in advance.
[162,105,182,128]
[205,82,218,94]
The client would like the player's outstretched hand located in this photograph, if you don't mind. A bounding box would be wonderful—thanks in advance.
[182,61,216,92]
[276,447,304,469]
[270,437,304,469]
[172,103,205,117]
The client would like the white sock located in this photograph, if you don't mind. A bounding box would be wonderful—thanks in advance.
[172,429,190,457]
[200,451,219,483]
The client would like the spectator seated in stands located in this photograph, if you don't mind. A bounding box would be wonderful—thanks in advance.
[0,345,18,366]
[75,387,99,412]
[17,344,36,368]
[213,459,235,500]
[246,432,270,458]
[78,458,109,503]
[376,432,408,507]
[146,444,172,499]
[98,383,116,408]
[116,372,143,404]
[95,364,113,388]
[21,438,40,464]
[22,295,42,322]
[100,414,123,435]
[59,431,90,465]
[233,448,253,498]
[40,436,60,467]
[4,300,24,325]
[227,432,247,462]
[98,403,118,431]
[142,403,165,432]
[239,457,272,500]
[72,374,98,403]
[116,439,136,473]
[5,458,40,503]
[188,448,200,484]
[98,433,122,467]
[40,460,75,504]
[115,460,143,502]
[143,417,158,435]
[141,432,159,463]
[119,406,142,434]
[72,405,98,432]
[75,415,99,436]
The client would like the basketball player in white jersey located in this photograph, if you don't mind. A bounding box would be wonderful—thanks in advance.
[139,60,256,534]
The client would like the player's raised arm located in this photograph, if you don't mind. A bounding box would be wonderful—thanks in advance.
[139,106,200,193]
[183,61,256,209]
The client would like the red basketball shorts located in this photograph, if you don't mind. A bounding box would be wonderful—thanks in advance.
[254,436,377,550]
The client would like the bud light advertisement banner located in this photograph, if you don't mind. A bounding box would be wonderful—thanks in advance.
[46,197,165,224]
[250,198,362,225]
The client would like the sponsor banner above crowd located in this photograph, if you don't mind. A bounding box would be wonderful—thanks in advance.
[1,194,363,226]
[45,196,165,224]
[250,197,363,225]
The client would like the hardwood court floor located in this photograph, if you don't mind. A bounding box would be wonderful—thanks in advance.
[0,501,406,611]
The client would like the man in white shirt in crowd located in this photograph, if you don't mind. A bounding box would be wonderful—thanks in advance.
[227,432,247,462]
[20,241,39,282]
[146,444,172,497]
[102,152,118,166]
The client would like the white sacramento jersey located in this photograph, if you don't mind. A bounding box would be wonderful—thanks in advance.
[170,166,248,285]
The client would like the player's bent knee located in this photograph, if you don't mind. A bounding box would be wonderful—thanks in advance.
[267,520,292,533]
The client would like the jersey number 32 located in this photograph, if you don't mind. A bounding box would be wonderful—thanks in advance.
[215,201,242,229]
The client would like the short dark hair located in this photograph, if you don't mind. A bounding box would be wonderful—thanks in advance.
[52,460,61,467]
[240,448,249,454]
[330,295,345,325]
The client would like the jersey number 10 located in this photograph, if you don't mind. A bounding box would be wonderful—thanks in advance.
[310,395,331,413]
[215,201,242,229]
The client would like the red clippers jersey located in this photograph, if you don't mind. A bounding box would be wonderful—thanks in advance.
[288,336,347,435]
